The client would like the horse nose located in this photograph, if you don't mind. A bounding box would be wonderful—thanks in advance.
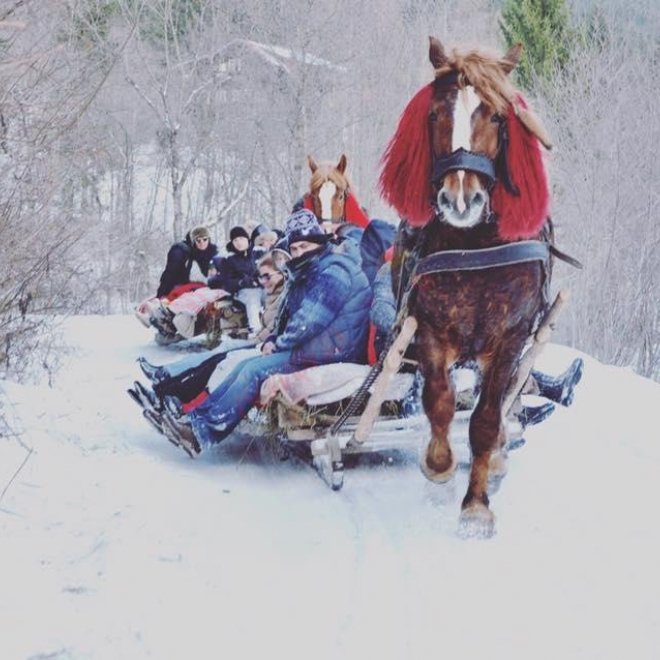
[438,187,485,216]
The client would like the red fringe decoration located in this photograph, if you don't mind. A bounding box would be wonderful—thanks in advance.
[379,84,435,226]
[491,96,550,240]
[344,192,369,228]
[303,191,370,228]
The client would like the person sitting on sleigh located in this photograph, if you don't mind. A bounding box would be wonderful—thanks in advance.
[156,209,372,457]
[128,250,289,426]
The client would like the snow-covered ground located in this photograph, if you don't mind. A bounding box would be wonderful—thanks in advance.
[1,315,659,660]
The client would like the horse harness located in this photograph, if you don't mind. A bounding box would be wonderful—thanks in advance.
[431,70,519,201]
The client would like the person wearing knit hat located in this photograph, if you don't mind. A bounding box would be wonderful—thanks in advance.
[284,209,332,249]
[226,226,250,253]
[210,225,261,335]
[158,208,373,457]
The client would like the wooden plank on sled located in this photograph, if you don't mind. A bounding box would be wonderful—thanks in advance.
[503,288,570,416]
[351,316,418,445]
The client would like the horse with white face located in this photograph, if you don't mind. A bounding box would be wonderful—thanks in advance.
[380,37,553,538]
[307,154,350,223]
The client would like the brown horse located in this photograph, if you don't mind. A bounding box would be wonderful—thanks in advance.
[304,154,370,229]
[379,38,553,537]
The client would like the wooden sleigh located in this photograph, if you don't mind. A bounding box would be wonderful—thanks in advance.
[264,289,569,490]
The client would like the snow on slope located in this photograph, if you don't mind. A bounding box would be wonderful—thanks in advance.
[1,315,659,660]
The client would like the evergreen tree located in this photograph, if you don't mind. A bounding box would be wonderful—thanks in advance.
[499,0,573,90]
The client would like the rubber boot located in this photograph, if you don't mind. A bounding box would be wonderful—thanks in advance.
[518,402,556,428]
[137,357,169,385]
[530,358,584,407]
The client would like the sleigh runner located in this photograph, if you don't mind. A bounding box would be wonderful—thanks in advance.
[258,287,568,491]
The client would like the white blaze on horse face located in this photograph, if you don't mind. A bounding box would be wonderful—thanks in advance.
[318,181,336,221]
[452,86,480,152]
[456,171,466,214]
[437,86,486,228]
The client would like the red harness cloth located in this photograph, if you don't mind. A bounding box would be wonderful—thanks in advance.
[303,192,369,228]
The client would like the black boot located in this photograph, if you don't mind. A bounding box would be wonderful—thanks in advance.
[142,409,164,435]
[161,410,201,458]
[137,357,169,385]
[127,386,144,410]
[518,402,556,428]
[531,358,584,407]
[163,394,184,419]
[132,380,163,413]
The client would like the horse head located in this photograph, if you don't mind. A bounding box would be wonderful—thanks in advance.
[380,37,551,240]
[307,154,350,222]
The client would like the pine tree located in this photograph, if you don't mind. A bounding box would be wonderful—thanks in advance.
[499,0,573,90]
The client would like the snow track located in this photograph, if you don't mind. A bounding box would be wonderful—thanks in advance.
[1,315,659,659]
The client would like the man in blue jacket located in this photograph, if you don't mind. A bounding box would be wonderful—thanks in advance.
[161,209,372,456]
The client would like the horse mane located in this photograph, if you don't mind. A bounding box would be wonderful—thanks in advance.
[434,48,517,115]
[380,48,549,237]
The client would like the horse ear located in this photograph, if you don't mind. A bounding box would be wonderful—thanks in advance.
[429,36,447,69]
[336,154,347,174]
[502,43,523,74]
[307,155,318,173]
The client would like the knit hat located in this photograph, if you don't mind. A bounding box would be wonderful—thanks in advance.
[190,225,210,242]
[229,226,249,241]
[226,226,250,253]
[284,209,331,246]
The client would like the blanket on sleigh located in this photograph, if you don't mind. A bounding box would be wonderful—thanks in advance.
[259,362,414,407]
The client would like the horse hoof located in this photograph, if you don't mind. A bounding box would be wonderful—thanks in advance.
[420,445,457,483]
[457,503,496,539]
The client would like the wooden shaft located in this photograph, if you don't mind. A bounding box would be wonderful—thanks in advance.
[352,316,418,444]
[503,289,570,415]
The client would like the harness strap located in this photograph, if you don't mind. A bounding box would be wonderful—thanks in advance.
[432,147,496,184]
[550,244,583,269]
[413,240,550,279]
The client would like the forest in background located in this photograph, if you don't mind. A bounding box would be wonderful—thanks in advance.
[0,0,658,399]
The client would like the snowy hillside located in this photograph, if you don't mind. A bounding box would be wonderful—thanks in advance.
[1,315,659,660]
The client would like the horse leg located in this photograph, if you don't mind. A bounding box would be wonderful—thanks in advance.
[419,352,457,483]
[460,336,527,536]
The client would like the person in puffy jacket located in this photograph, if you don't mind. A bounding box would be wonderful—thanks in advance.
[250,223,280,260]
[156,225,218,298]
[209,226,261,335]
[160,209,372,456]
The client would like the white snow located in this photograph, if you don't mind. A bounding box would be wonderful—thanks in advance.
[1,314,659,660]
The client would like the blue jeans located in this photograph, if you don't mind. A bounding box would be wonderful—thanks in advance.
[164,337,256,378]
[189,350,298,447]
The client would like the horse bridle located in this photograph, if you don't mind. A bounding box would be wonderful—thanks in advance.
[430,72,519,207]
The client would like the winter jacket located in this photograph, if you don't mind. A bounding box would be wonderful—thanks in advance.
[156,234,218,298]
[273,242,372,367]
[209,249,258,295]
[370,262,396,358]
[256,281,285,342]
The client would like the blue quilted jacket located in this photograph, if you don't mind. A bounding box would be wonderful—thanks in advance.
[274,242,372,366]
